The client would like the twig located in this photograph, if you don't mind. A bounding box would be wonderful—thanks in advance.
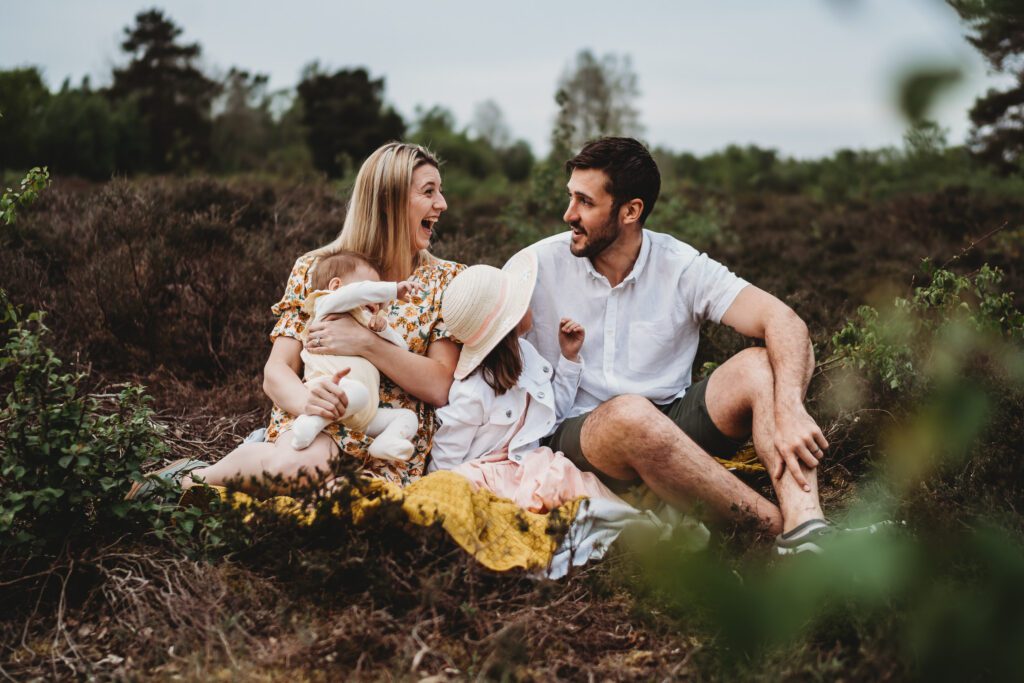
[940,221,1010,271]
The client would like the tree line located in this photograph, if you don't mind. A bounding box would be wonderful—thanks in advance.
[0,10,546,181]
[0,3,1021,182]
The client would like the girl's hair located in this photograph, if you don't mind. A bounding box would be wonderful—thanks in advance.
[306,142,440,281]
[478,329,523,396]
[310,250,380,290]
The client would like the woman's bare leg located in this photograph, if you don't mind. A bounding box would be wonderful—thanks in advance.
[183,430,338,494]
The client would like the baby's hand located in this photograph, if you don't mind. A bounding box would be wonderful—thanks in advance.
[558,318,585,363]
[396,280,416,302]
[368,309,388,332]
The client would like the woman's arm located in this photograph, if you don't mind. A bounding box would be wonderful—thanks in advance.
[263,336,350,420]
[306,316,457,407]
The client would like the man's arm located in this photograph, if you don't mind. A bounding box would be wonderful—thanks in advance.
[720,286,828,489]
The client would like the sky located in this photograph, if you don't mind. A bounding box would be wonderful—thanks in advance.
[0,0,1008,159]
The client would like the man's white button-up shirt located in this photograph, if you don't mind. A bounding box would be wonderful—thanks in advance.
[524,229,748,418]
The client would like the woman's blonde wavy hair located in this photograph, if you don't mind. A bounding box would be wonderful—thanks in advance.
[306,142,440,280]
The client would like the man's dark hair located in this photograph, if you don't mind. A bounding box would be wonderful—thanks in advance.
[565,137,661,225]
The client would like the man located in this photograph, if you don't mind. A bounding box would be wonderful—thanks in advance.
[525,137,831,552]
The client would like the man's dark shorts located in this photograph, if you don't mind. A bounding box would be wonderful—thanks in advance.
[544,376,747,493]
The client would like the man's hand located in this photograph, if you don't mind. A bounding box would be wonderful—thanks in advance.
[772,406,829,491]
[307,316,376,355]
[558,318,585,362]
[303,369,351,419]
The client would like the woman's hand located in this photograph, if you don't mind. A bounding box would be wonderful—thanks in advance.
[303,369,351,419]
[306,316,377,356]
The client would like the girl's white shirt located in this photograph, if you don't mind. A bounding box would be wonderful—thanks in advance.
[428,338,583,472]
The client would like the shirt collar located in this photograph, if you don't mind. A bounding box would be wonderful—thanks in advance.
[624,229,652,284]
[583,229,651,286]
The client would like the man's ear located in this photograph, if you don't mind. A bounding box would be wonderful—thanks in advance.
[619,198,644,226]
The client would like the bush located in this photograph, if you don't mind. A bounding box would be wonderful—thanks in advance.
[0,166,49,225]
[832,264,1023,394]
[0,290,170,553]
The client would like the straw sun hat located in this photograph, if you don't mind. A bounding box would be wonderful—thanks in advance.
[443,248,538,380]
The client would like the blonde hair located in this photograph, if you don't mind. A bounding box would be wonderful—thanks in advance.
[307,142,440,281]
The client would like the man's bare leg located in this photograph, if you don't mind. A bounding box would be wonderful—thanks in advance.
[579,396,784,533]
[704,347,824,533]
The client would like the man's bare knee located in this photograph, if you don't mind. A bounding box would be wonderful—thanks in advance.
[733,346,773,388]
[581,395,685,477]
[578,395,660,479]
[705,348,774,440]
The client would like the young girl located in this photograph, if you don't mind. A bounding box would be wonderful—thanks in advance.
[429,249,621,513]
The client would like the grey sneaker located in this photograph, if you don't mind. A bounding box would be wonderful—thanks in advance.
[775,518,835,555]
[775,518,904,555]
[125,458,210,501]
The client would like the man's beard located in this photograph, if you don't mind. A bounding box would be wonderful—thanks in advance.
[569,213,620,259]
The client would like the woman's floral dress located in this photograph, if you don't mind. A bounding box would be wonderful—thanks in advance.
[266,254,465,485]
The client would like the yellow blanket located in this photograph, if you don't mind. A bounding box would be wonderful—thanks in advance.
[196,449,761,573]
[202,471,581,573]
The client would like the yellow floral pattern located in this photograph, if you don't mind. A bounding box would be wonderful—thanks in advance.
[266,254,465,485]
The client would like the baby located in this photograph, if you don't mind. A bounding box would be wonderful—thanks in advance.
[290,250,419,462]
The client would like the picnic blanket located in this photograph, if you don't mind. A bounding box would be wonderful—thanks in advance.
[200,470,581,573]
[191,440,755,574]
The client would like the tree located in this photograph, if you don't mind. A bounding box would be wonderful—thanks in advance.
[551,50,644,159]
[296,64,405,177]
[471,99,511,150]
[950,0,1024,172]
[210,68,274,173]
[499,140,535,183]
[0,68,50,171]
[410,105,499,180]
[108,9,219,172]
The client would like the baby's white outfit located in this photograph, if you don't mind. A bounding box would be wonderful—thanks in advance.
[291,281,418,461]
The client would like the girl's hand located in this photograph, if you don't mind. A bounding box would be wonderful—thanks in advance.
[303,369,351,419]
[558,318,585,363]
[307,316,376,355]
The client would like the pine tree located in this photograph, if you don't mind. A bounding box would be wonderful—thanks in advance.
[108,9,219,172]
[950,0,1024,172]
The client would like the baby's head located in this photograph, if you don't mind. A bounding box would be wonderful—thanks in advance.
[311,250,381,291]
[442,249,537,394]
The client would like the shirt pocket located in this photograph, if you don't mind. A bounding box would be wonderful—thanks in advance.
[628,321,677,375]
[487,405,519,426]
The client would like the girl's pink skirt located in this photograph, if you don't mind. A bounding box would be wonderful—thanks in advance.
[452,447,622,513]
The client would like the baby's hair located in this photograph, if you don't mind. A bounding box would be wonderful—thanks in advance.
[311,250,380,290]
[478,328,523,396]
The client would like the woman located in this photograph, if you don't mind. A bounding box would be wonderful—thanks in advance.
[184,142,462,490]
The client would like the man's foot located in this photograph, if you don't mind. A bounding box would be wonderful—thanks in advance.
[775,518,904,555]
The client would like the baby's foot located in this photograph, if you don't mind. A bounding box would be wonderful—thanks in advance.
[367,436,415,462]
[291,415,325,450]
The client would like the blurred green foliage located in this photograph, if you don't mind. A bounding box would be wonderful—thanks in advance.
[833,264,1023,392]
